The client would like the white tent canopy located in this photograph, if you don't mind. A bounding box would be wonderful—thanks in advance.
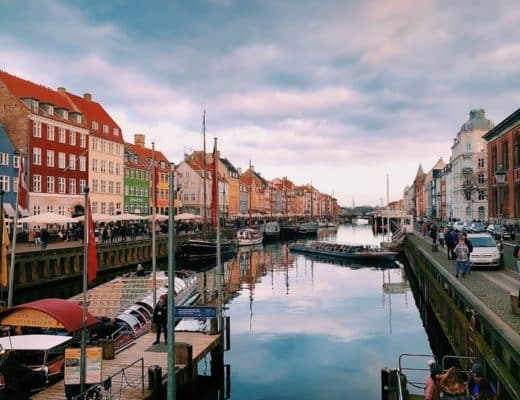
[19,212,76,224]
[72,214,118,223]
[174,213,203,221]
[145,214,169,222]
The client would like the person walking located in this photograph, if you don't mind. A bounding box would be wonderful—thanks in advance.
[467,364,496,400]
[438,226,445,249]
[425,360,441,400]
[454,236,469,278]
[430,224,438,244]
[445,228,454,259]
[40,228,50,250]
[152,294,168,344]
[437,366,467,399]
[461,233,473,275]
[450,229,459,260]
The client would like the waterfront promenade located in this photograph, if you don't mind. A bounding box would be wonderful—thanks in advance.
[411,228,520,335]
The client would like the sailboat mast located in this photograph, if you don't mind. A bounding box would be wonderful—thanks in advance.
[202,111,208,238]
[249,160,252,226]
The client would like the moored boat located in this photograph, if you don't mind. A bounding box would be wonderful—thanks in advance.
[181,239,236,260]
[259,221,280,240]
[289,240,398,262]
[298,221,319,235]
[237,228,263,246]
[280,221,299,238]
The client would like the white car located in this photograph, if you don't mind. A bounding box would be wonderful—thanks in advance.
[466,233,501,268]
[452,221,466,232]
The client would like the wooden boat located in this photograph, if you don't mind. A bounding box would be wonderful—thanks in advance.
[289,241,398,261]
[237,228,263,246]
[259,221,280,240]
[280,221,299,238]
[181,239,236,260]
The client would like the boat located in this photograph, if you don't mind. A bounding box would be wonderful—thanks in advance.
[0,334,74,393]
[280,221,299,238]
[181,239,236,260]
[289,240,398,262]
[259,221,280,240]
[298,221,319,235]
[352,216,369,225]
[237,228,263,246]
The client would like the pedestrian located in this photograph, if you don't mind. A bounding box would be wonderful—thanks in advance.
[445,228,454,259]
[437,366,467,399]
[152,294,168,344]
[514,242,520,279]
[467,364,496,400]
[461,233,473,275]
[450,229,459,259]
[454,236,469,277]
[425,360,441,400]
[421,222,427,237]
[430,224,438,244]
[40,228,50,250]
[28,227,36,246]
[438,226,445,248]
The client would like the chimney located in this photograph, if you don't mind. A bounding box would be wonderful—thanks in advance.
[57,87,66,94]
[134,134,145,147]
[83,93,92,102]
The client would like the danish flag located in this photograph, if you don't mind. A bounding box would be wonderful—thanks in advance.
[18,155,27,210]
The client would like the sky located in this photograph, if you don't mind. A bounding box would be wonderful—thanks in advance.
[1,0,519,207]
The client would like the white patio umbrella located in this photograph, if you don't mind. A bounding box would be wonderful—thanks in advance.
[174,212,203,221]
[113,213,145,221]
[145,214,169,222]
[19,212,76,224]
[72,214,118,223]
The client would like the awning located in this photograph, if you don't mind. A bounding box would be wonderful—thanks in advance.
[3,203,16,218]
[0,298,98,332]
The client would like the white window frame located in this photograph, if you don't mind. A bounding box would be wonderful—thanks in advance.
[46,150,54,167]
[69,154,76,170]
[0,175,9,192]
[58,177,66,194]
[47,176,55,193]
[33,174,41,192]
[59,128,66,143]
[79,156,86,172]
[0,153,9,165]
[33,121,41,138]
[33,147,42,165]
[69,178,76,194]
[47,125,54,141]
[69,131,76,146]
[80,133,87,148]
[58,152,66,169]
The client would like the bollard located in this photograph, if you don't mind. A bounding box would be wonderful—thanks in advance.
[148,365,163,399]
[99,338,115,360]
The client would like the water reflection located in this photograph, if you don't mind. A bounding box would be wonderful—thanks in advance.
[191,224,432,400]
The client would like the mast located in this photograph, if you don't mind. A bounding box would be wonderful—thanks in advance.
[202,111,208,238]
[152,142,157,307]
[248,160,252,226]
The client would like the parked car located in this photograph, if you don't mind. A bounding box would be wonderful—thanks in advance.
[466,233,501,268]
[468,222,487,233]
[452,221,466,232]
[486,224,513,241]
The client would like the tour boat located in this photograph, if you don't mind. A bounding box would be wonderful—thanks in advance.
[237,228,263,246]
[289,241,398,262]
[297,221,319,235]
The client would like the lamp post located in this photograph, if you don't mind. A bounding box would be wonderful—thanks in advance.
[494,164,506,243]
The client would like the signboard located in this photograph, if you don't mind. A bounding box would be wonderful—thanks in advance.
[175,306,217,319]
[64,347,102,385]
[1,309,64,329]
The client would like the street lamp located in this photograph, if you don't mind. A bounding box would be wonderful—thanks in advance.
[494,163,506,242]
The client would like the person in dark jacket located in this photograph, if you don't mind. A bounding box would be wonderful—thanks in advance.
[152,294,168,344]
[1,351,47,399]
[40,229,50,250]
[461,233,473,275]
[445,228,454,260]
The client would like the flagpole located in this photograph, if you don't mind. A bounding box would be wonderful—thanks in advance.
[80,187,89,394]
[214,138,224,333]
[167,162,176,400]
[8,151,23,307]
[151,142,157,307]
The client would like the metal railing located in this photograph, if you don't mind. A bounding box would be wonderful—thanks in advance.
[72,357,145,400]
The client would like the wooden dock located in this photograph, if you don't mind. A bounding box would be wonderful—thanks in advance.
[33,331,221,400]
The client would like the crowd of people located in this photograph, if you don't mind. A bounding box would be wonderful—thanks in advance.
[425,360,496,400]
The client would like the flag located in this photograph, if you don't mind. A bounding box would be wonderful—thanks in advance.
[18,154,27,210]
[87,200,98,286]
[1,224,10,287]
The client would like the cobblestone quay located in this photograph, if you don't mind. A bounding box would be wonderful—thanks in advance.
[405,230,520,400]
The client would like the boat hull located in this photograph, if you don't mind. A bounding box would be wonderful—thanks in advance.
[289,243,398,262]
[181,239,236,260]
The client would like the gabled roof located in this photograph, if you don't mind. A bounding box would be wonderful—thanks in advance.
[483,108,520,141]
[220,157,238,175]
[0,70,70,109]
[125,144,150,170]
[126,143,169,171]
[65,92,124,143]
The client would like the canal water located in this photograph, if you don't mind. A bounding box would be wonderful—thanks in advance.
[206,224,435,399]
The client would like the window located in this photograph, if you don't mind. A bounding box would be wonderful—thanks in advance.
[69,131,76,146]
[478,173,485,185]
[58,177,65,193]
[109,161,114,174]
[80,133,87,148]
[0,176,9,192]
[69,178,76,194]
[183,193,188,201]
[92,159,98,172]
[103,125,109,133]
[100,140,106,152]
[33,174,41,192]
[116,182,121,195]
[47,176,55,193]
[68,154,76,170]
[100,202,106,214]
[92,202,98,213]
[33,147,42,165]
[124,185,129,196]
[59,128,65,143]
[13,177,18,192]
[92,121,98,130]
[13,155,19,169]
[108,181,114,193]
[79,156,86,171]
[92,137,98,151]
[465,143,472,153]
[58,152,66,169]
[503,141,509,169]
[58,205,64,215]
[100,180,106,193]
[33,121,41,137]
[115,163,121,175]
[79,179,86,193]
[47,125,54,140]
[100,160,106,173]
[92,179,98,192]
[47,150,54,167]
[478,190,486,201]
[108,202,114,214]
[109,142,113,154]
[478,158,485,168]
[114,127,119,136]
[0,153,8,165]
[31,100,39,113]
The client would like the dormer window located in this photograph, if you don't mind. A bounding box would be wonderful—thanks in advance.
[31,99,39,113]
[103,125,109,133]
[113,127,120,136]
[55,108,68,119]
[40,103,54,115]
[92,121,99,130]
[69,112,82,123]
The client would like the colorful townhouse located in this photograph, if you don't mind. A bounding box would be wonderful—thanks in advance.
[0,122,20,219]
[0,71,89,218]
[124,142,151,215]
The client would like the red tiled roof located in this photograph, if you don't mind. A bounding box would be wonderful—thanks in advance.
[186,159,205,172]
[0,298,98,332]
[0,70,71,109]
[127,143,169,169]
[125,144,150,170]
[65,92,124,143]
